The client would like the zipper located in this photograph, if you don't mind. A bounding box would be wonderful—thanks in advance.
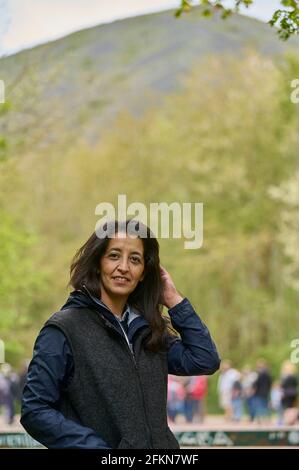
[82,286,136,359]
[102,319,153,448]
[117,320,136,361]
[104,318,138,367]
[81,286,153,447]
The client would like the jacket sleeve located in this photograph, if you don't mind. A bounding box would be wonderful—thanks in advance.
[21,326,111,449]
[166,297,221,376]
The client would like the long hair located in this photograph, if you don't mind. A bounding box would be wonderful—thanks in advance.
[68,219,178,353]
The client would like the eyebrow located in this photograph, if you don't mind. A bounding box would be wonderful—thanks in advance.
[108,248,143,256]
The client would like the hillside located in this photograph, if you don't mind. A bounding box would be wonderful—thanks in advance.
[0,8,298,159]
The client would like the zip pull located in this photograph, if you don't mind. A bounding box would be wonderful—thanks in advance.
[101,314,138,369]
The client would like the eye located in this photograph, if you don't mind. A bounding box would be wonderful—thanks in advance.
[109,253,119,259]
[131,256,141,264]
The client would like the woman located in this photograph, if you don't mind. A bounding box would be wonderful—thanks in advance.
[21,219,220,449]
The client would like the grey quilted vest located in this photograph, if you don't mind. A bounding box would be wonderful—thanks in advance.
[44,307,180,449]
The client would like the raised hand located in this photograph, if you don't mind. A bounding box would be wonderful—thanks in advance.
[160,265,184,309]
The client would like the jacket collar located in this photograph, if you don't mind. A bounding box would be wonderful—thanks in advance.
[60,285,149,338]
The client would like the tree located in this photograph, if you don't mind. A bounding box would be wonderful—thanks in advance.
[269,170,299,291]
[177,0,299,40]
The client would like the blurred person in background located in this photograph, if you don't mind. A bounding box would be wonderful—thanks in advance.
[231,371,243,422]
[0,366,10,422]
[167,375,186,423]
[280,361,298,425]
[217,360,240,421]
[184,375,208,423]
[0,363,19,425]
[17,360,30,406]
[252,359,272,424]
[242,365,258,422]
[270,381,283,425]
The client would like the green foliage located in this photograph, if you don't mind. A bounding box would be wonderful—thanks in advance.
[207,373,222,414]
[175,0,193,17]
[269,170,299,291]
[0,204,48,364]
[3,339,26,366]
[269,0,299,40]
[178,0,299,39]
[0,136,8,161]
[0,100,12,116]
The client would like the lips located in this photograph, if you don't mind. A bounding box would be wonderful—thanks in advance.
[112,276,130,283]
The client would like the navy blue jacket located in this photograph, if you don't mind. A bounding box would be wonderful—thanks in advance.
[21,290,220,448]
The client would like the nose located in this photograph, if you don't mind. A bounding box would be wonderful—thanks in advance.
[117,256,129,273]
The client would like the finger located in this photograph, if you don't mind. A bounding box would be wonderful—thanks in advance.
[160,267,168,278]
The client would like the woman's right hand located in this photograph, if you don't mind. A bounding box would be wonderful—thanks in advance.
[160,265,183,309]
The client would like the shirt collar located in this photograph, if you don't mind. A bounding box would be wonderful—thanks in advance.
[81,285,140,326]
[105,302,140,327]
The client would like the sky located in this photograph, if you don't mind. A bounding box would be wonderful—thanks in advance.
[0,0,282,58]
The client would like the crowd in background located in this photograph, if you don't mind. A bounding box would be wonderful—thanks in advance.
[0,361,28,425]
[167,375,208,424]
[0,359,298,427]
[217,359,298,425]
[167,359,298,425]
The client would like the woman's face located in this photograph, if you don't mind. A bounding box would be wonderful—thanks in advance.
[99,232,145,300]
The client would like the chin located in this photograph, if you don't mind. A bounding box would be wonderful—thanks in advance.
[110,286,131,295]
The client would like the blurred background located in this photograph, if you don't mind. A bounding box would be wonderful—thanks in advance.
[0,0,299,432]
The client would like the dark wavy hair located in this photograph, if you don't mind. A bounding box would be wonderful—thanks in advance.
[68,219,177,353]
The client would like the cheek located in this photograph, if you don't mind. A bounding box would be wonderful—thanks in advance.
[100,264,111,281]
[101,260,114,274]
[134,266,145,282]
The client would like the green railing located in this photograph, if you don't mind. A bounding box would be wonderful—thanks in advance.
[175,429,299,447]
[1,429,299,448]
[0,432,43,448]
